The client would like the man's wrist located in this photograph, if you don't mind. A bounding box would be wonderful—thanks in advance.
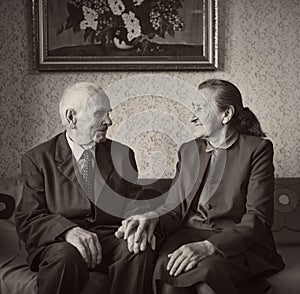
[59,226,79,240]
[144,211,159,220]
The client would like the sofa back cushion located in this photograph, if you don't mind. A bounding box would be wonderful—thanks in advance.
[0,178,23,266]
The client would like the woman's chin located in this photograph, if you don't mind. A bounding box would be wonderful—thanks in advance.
[192,130,207,139]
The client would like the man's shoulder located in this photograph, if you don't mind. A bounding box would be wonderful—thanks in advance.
[101,138,133,153]
[24,133,63,158]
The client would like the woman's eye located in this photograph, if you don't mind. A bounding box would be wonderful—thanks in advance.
[193,103,206,112]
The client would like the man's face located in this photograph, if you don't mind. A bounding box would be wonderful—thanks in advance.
[73,92,112,145]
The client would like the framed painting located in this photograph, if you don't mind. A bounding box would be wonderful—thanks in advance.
[33,0,218,71]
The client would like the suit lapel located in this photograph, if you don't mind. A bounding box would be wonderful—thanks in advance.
[55,132,80,185]
[95,142,114,185]
[184,140,211,211]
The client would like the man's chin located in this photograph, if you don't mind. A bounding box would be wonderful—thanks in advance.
[93,133,107,144]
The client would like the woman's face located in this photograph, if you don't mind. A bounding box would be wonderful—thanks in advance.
[190,88,225,140]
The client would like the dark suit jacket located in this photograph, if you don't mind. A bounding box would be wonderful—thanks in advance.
[15,132,142,265]
[158,134,284,276]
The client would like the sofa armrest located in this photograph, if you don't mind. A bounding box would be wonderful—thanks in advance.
[0,193,15,219]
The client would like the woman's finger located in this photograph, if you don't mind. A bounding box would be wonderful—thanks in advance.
[184,260,198,272]
[174,257,191,277]
[169,254,186,276]
[167,248,182,271]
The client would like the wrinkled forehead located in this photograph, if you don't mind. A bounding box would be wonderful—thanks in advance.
[192,87,218,109]
[87,89,112,111]
[198,87,219,102]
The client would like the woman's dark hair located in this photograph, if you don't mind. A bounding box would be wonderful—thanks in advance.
[198,79,266,138]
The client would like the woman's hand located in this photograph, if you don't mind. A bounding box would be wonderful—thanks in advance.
[167,241,215,277]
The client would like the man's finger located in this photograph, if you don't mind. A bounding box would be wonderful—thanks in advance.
[124,219,139,240]
[93,234,102,265]
[133,220,147,243]
[83,237,96,268]
[147,222,156,244]
[78,237,92,267]
[115,225,125,239]
[150,234,156,250]
[127,234,135,253]
[138,231,148,253]
[76,243,89,265]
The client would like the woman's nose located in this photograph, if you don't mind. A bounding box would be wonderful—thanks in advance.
[190,114,199,123]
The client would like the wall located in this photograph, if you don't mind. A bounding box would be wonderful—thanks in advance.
[0,0,299,178]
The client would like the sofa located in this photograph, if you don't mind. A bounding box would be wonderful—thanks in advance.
[0,177,300,293]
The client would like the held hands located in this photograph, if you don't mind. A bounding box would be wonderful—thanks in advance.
[115,212,159,254]
[167,241,215,277]
[65,226,102,269]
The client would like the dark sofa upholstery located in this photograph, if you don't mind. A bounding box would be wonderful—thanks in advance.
[0,177,300,293]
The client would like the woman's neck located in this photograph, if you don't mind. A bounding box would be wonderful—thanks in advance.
[208,126,236,148]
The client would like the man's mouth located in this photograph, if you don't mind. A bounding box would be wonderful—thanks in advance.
[96,128,107,132]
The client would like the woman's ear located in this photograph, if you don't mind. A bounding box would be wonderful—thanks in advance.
[66,109,77,128]
[222,105,235,124]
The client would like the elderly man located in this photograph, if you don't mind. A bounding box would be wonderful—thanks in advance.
[15,82,154,294]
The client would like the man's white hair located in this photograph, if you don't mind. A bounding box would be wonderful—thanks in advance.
[59,82,101,126]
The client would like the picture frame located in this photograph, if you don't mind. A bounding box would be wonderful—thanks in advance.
[32,0,218,71]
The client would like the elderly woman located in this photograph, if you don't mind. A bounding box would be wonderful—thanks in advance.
[118,79,285,294]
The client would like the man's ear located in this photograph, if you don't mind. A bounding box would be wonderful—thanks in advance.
[66,109,77,128]
[222,105,235,124]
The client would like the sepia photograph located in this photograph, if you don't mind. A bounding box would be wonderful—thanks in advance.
[0,0,299,293]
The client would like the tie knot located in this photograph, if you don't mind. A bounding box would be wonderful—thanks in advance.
[83,149,93,160]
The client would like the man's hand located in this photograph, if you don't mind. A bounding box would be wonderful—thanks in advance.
[115,212,159,253]
[167,241,215,277]
[65,226,102,269]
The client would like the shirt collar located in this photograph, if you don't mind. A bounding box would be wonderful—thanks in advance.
[205,132,239,152]
[66,133,96,161]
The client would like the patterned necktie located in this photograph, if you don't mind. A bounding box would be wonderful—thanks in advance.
[81,149,94,199]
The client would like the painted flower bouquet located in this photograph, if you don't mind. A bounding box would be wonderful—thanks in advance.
[58,0,185,54]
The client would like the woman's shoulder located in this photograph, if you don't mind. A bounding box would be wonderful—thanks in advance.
[238,134,273,151]
[180,138,207,151]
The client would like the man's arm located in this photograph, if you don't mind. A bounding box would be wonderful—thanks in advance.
[15,153,77,252]
[15,152,102,268]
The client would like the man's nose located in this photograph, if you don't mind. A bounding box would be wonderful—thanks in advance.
[103,114,112,126]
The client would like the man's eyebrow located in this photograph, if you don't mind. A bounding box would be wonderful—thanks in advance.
[94,107,112,113]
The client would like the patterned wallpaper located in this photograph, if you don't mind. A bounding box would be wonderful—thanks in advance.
[0,0,299,178]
